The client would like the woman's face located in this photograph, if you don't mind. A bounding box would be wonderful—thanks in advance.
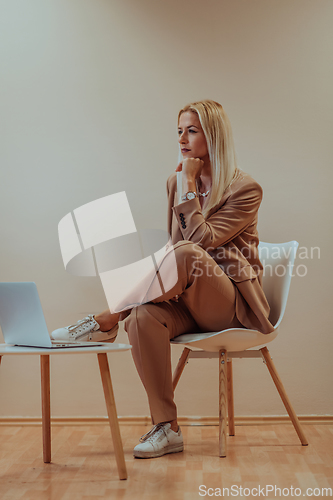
[178,111,209,161]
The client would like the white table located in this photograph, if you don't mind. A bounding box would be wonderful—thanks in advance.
[0,343,132,480]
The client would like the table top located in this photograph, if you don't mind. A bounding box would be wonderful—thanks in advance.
[0,343,132,355]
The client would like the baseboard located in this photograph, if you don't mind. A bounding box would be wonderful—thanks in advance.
[0,415,332,426]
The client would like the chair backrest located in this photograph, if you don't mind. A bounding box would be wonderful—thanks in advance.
[258,241,298,329]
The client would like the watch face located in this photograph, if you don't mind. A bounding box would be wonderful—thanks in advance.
[187,192,196,200]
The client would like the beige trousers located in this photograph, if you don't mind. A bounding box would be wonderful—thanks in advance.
[123,240,242,424]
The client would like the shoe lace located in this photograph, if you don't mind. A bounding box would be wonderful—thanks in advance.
[139,423,168,443]
[68,315,97,333]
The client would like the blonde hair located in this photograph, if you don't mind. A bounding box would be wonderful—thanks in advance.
[178,99,238,218]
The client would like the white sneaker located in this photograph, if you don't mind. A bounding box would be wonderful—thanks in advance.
[51,314,118,343]
[133,422,183,459]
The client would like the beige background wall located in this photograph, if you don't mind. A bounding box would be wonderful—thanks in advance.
[0,0,332,419]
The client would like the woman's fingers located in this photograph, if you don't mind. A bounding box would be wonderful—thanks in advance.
[182,158,204,178]
[175,158,204,178]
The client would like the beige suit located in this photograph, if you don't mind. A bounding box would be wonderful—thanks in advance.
[123,169,274,424]
[167,169,274,335]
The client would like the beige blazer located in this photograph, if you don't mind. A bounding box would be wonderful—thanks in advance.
[166,169,274,334]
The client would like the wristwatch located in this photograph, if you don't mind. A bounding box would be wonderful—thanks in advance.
[181,191,197,202]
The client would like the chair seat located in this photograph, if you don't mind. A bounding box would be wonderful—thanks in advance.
[171,327,279,352]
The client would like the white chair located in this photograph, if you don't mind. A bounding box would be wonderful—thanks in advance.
[171,241,308,456]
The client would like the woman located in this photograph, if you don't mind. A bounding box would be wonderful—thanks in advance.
[52,100,274,459]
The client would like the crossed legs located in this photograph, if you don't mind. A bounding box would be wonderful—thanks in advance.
[95,241,242,426]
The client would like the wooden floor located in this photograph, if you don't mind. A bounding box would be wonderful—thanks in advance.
[0,424,332,499]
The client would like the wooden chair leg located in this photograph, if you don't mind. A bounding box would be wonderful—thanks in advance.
[40,355,51,463]
[172,347,191,391]
[227,359,235,436]
[260,347,308,446]
[97,353,127,480]
[219,349,228,457]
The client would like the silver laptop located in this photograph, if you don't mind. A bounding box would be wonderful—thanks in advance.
[0,282,102,348]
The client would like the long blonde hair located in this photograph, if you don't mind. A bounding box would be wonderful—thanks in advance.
[178,100,238,218]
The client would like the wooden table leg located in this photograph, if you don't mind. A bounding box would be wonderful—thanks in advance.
[97,353,127,480]
[219,349,228,457]
[40,355,51,463]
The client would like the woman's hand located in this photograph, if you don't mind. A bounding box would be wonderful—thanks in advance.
[176,158,204,181]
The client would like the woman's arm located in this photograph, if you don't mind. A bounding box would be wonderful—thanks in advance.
[171,176,263,251]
